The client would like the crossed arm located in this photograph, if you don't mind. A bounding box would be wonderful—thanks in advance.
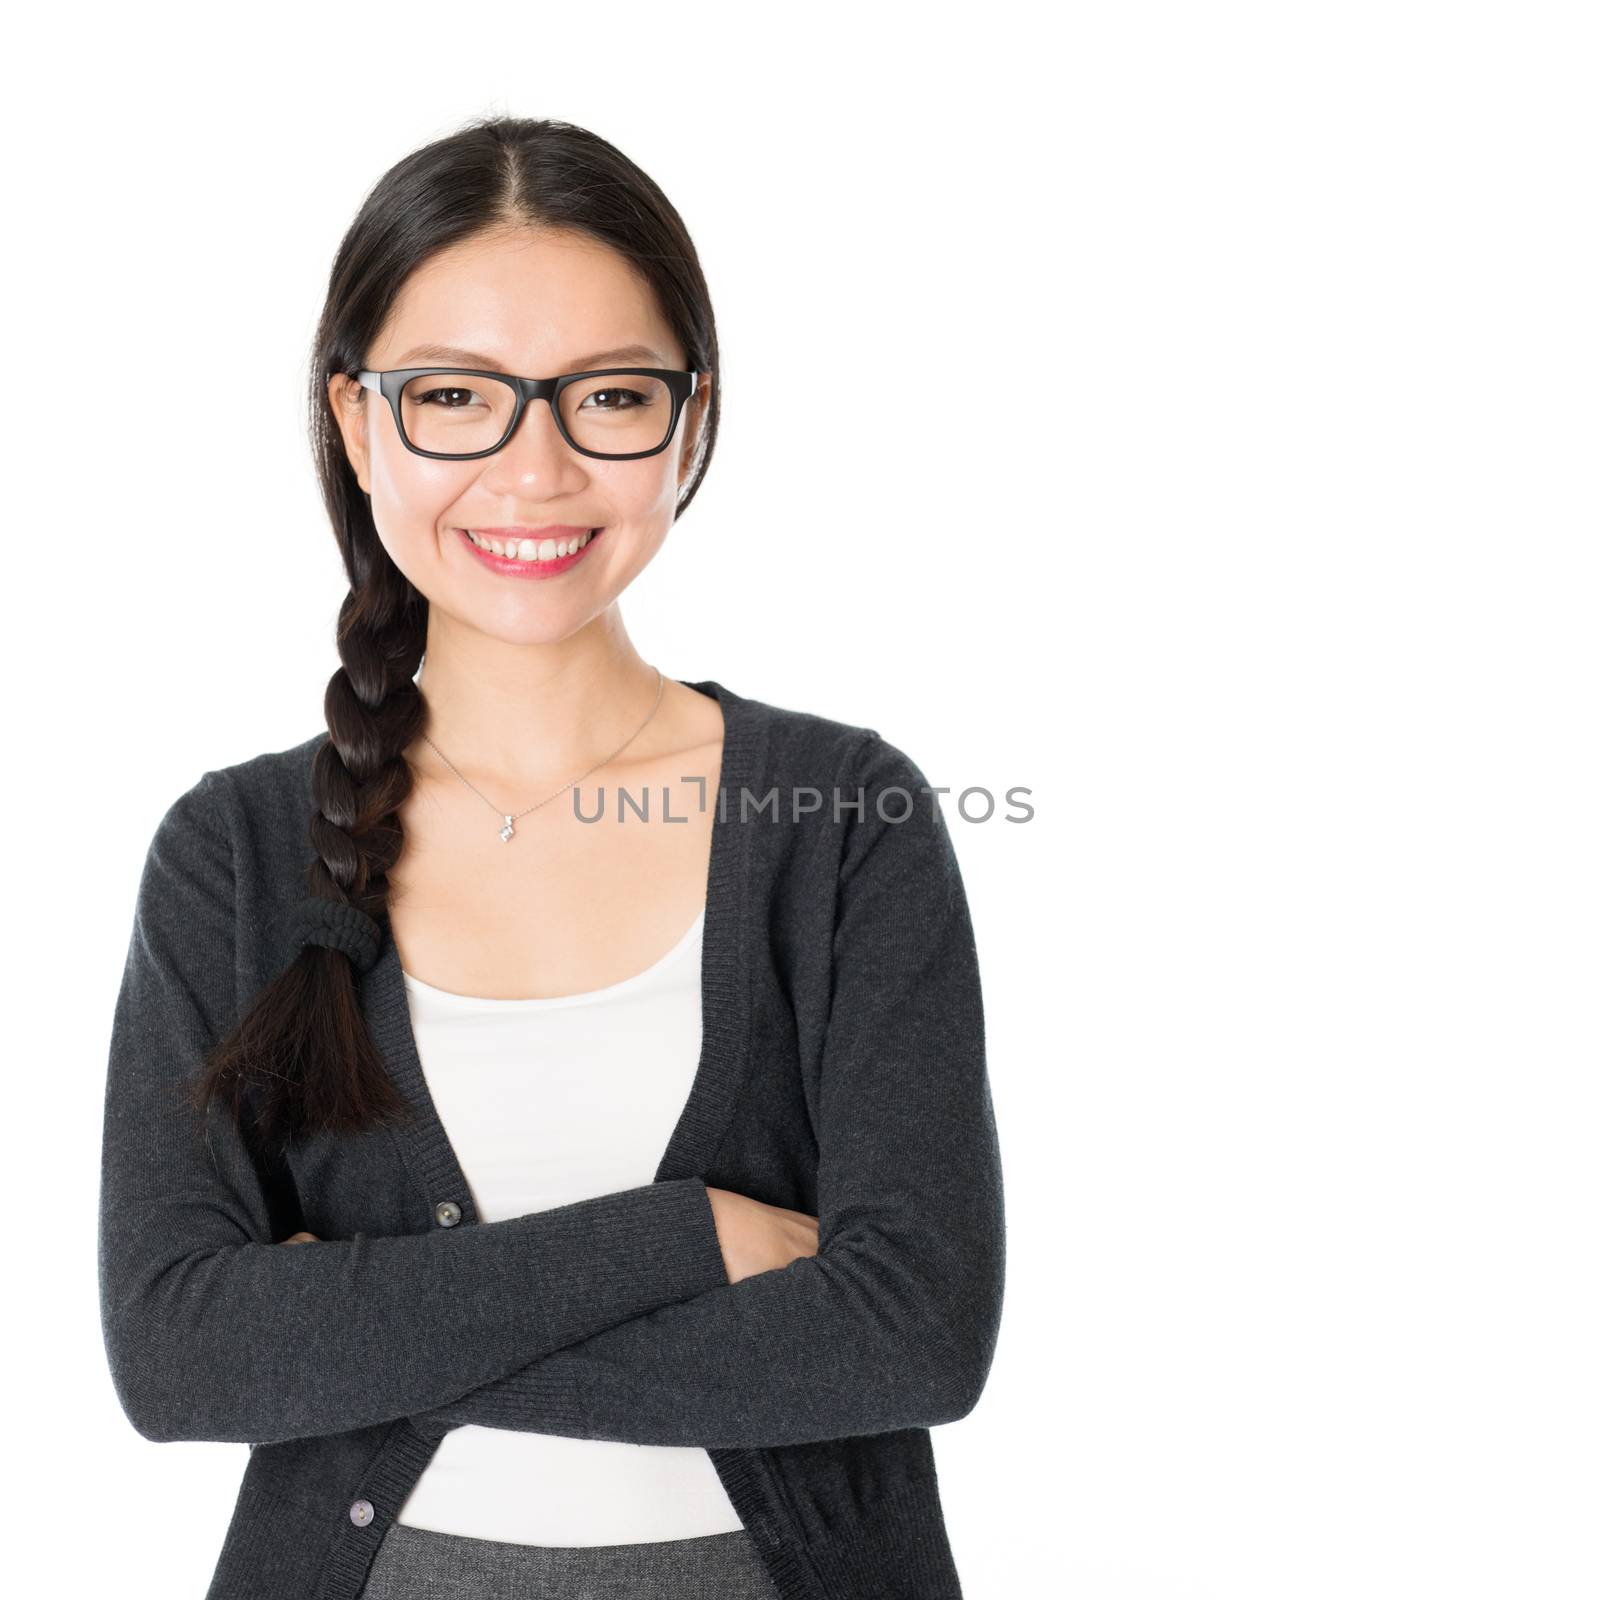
[405,733,1006,1451]
[99,773,730,1447]
[103,735,1003,1453]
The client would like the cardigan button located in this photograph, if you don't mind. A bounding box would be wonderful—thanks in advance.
[434,1200,462,1227]
[348,1499,374,1527]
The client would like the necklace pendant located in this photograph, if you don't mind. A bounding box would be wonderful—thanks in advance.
[499,816,515,843]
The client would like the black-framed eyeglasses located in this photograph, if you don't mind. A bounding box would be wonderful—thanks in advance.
[353,366,701,462]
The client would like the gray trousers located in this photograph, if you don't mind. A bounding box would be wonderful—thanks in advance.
[357,1522,783,1600]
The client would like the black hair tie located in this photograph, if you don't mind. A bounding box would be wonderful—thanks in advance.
[293,896,383,975]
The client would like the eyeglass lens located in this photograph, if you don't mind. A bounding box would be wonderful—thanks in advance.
[397,371,676,457]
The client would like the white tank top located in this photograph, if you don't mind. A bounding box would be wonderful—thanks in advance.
[392,903,745,1546]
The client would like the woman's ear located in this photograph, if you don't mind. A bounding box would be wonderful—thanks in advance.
[326,373,372,494]
[678,374,712,488]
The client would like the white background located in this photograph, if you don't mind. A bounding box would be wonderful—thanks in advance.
[7,3,1596,1595]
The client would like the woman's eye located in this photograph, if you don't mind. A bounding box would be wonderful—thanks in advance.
[415,387,477,408]
[580,387,645,411]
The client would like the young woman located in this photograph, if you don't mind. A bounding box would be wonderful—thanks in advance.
[98,116,1005,1600]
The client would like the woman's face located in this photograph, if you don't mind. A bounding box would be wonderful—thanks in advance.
[327,226,709,646]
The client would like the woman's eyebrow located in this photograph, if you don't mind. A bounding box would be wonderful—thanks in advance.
[392,342,669,372]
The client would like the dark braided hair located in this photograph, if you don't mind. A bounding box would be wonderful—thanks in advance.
[185,115,721,1156]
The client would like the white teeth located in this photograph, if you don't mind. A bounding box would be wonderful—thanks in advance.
[464,528,593,562]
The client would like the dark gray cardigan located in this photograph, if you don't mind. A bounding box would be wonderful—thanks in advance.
[98,678,1006,1600]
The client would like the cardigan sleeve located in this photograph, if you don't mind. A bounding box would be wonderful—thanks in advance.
[97,772,729,1448]
[407,731,1006,1449]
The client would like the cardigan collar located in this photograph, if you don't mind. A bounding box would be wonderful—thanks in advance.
[357,677,766,1219]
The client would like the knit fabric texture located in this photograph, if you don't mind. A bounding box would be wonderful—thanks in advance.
[97,678,1006,1600]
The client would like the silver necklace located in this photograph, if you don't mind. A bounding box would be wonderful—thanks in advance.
[421,666,665,843]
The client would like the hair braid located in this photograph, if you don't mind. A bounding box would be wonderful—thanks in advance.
[185,573,426,1157]
[314,580,426,911]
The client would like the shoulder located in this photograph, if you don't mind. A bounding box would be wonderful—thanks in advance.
[199,731,325,833]
[706,679,923,788]
[145,732,324,876]
[705,682,950,880]
[726,684,937,805]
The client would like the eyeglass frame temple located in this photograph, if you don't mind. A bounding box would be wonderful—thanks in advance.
[348,366,700,462]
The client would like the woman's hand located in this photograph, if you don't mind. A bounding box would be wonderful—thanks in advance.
[704,1188,820,1284]
[280,1231,319,1244]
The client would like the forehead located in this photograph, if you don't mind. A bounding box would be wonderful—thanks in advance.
[373,227,683,371]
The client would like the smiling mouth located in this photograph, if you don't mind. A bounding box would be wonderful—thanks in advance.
[456,527,602,563]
